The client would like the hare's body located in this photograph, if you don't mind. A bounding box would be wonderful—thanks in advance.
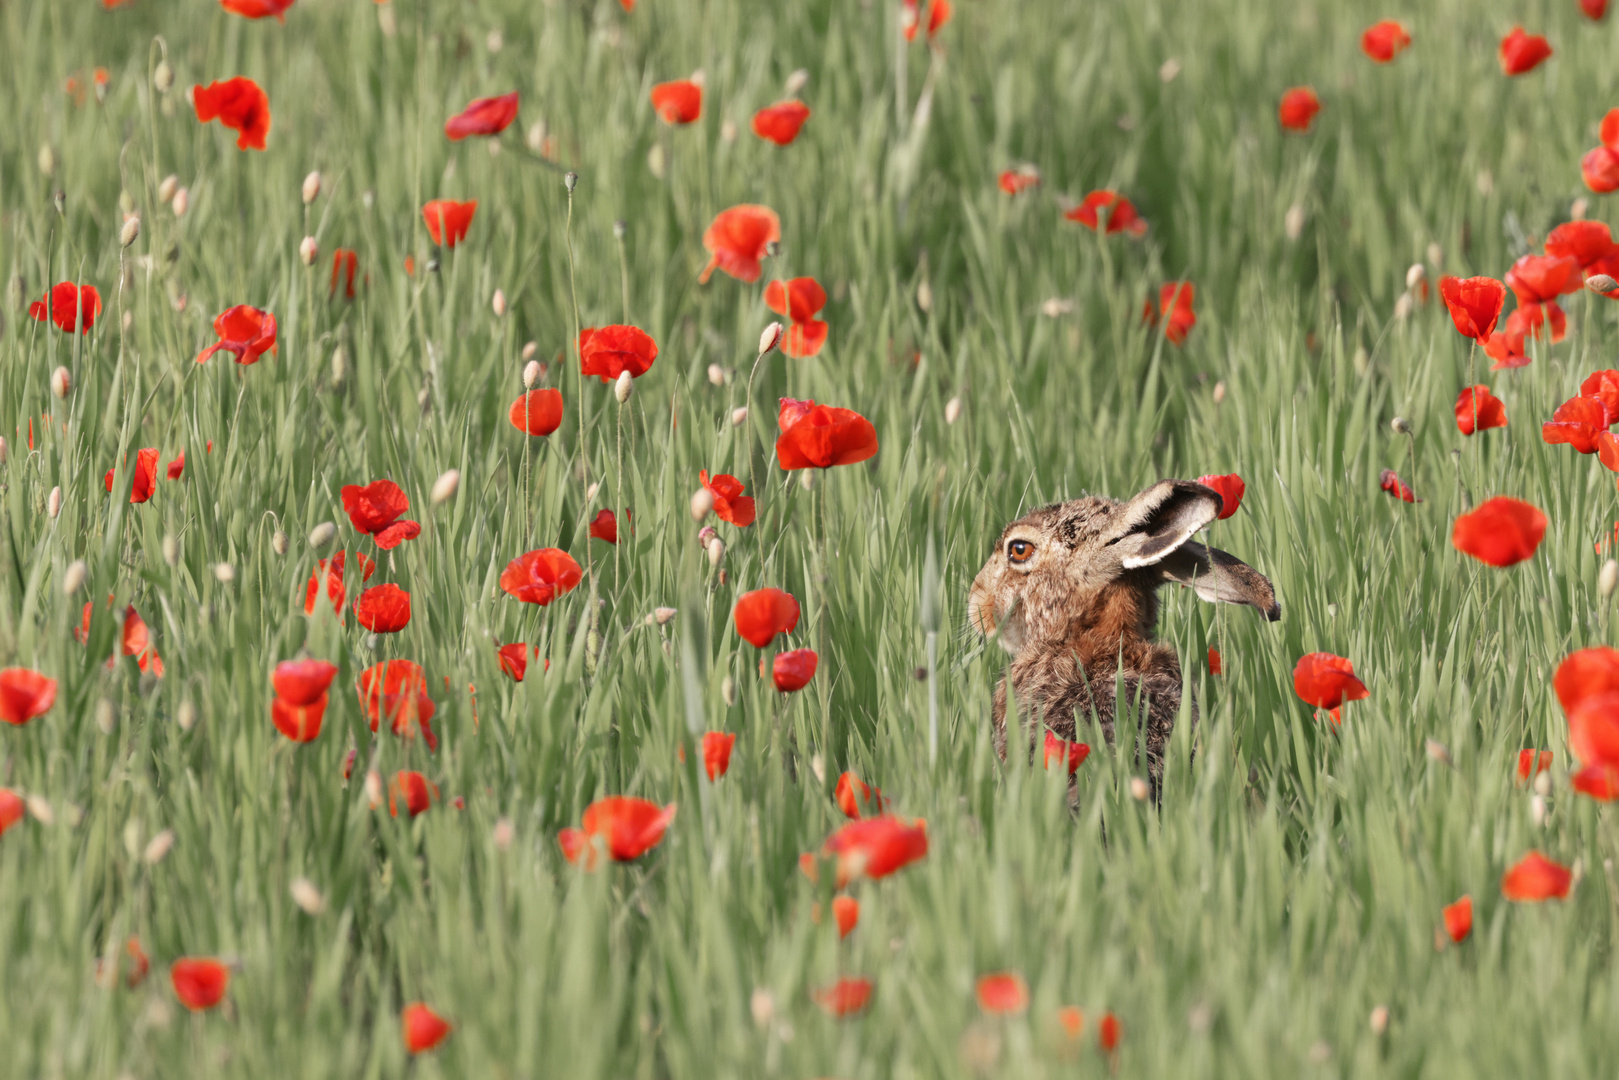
[970,483,1279,785]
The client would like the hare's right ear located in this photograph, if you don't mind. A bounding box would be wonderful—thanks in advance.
[1103,480,1222,569]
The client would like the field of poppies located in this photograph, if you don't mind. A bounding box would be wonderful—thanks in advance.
[14,0,1619,1075]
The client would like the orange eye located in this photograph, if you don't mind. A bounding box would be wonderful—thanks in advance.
[1007,540,1034,564]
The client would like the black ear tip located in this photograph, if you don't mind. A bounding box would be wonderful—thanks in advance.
[1265,601,1282,622]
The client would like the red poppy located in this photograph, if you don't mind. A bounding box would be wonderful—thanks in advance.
[1442,895,1472,944]
[273,659,337,706]
[103,448,160,504]
[813,976,873,1017]
[1453,385,1507,436]
[1277,87,1321,132]
[330,249,358,299]
[1484,325,1529,369]
[699,471,756,527]
[1543,395,1607,454]
[1141,282,1196,345]
[926,0,951,38]
[166,452,185,481]
[701,731,735,781]
[0,789,21,838]
[1361,20,1411,63]
[196,305,278,365]
[1602,431,1619,474]
[388,770,438,817]
[820,815,928,885]
[445,91,518,140]
[832,895,859,938]
[1499,27,1552,76]
[1043,730,1091,774]
[220,0,296,16]
[834,771,888,818]
[1208,647,1223,675]
[733,588,801,647]
[1585,0,1609,18]
[303,550,376,615]
[579,325,658,381]
[1292,652,1369,724]
[776,400,879,469]
[1568,694,1619,776]
[649,80,702,125]
[1099,1013,1123,1053]
[1553,647,1619,715]
[1379,469,1418,503]
[588,509,618,544]
[1507,255,1581,307]
[1516,748,1554,783]
[500,549,583,605]
[1057,1005,1085,1041]
[1065,190,1148,237]
[1583,111,1619,193]
[557,796,677,868]
[171,958,230,1010]
[1546,221,1618,273]
[354,584,411,633]
[765,277,830,358]
[1582,370,1619,424]
[496,642,540,682]
[699,205,781,285]
[1451,496,1547,567]
[752,100,811,145]
[422,199,477,248]
[1439,276,1506,340]
[271,693,327,742]
[402,1003,452,1054]
[998,167,1041,195]
[28,283,101,333]
[1195,473,1244,519]
[0,668,56,726]
[121,606,163,676]
[123,937,150,987]
[356,659,437,749]
[976,972,1028,1014]
[194,77,270,149]
[1574,763,1619,799]
[508,388,565,436]
[902,0,921,40]
[341,480,421,550]
[773,648,818,692]
[1501,851,1572,901]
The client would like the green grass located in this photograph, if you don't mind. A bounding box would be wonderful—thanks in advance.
[5,0,1619,1075]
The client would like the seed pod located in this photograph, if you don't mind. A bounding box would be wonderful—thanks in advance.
[271,530,289,555]
[492,288,507,317]
[1159,57,1182,82]
[564,171,578,193]
[523,360,542,388]
[47,487,62,519]
[647,144,667,179]
[158,174,178,204]
[299,236,318,267]
[50,366,71,398]
[1391,416,1412,435]
[1531,793,1547,827]
[431,469,460,505]
[759,322,784,355]
[944,397,962,424]
[302,170,321,205]
[615,370,633,404]
[1393,292,1414,320]
[690,487,715,522]
[730,406,748,427]
[62,559,86,596]
[309,521,337,548]
[153,61,174,93]
[799,470,815,490]
[1534,770,1552,797]
[120,215,141,248]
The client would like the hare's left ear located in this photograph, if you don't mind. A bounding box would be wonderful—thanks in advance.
[1104,480,1222,569]
[1157,542,1282,621]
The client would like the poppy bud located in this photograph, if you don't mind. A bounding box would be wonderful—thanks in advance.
[299,236,318,267]
[331,346,346,387]
[786,68,810,95]
[1601,558,1618,599]
[750,988,775,1027]
[47,486,61,519]
[213,562,235,584]
[653,606,677,625]
[917,280,933,312]
[1212,381,1227,404]
[302,171,321,205]
[271,530,288,555]
[945,396,962,424]
[1530,794,1547,827]
[585,481,601,501]
[613,220,627,240]
[720,119,738,144]
[615,371,633,403]
[492,817,514,850]
[647,144,667,179]
[690,487,715,522]
[51,366,71,399]
[171,187,189,218]
[696,526,718,548]
[1369,1006,1389,1036]
[521,341,538,361]
[722,675,737,706]
[1427,242,1443,268]
[431,469,460,505]
[1393,292,1414,320]
[122,309,134,334]
[38,145,56,177]
[1159,57,1182,82]
[162,533,179,565]
[143,829,175,864]
[1040,297,1074,318]
[1405,263,1425,289]
[1425,739,1452,766]
[308,521,337,548]
[706,537,726,567]
[96,699,116,735]
[1588,274,1618,295]
[177,699,196,731]
[1129,776,1150,801]
[158,174,178,203]
[1572,197,1590,222]
[1284,203,1305,241]
[730,406,748,427]
[523,360,542,388]
[526,120,547,152]
[290,877,325,915]
[120,215,141,248]
[26,796,53,825]
[1534,770,1551,797]
[63,559,86,596]
[564,171,578,193]
[492,289,507,317]
[0,436,7,463]
[364,770,383,809]
[799,470,816,490]
[759,321,784,355]
[707,364,726,386]
[154,61,173,93]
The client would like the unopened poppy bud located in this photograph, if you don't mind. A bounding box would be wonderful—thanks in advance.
[613,219,627,240]
[523,359,542,388]
[521,341,538,362]
[1601,558,1618,599]
[1588,274,1618,295]
[944,396,962,424]
[330,346,346,386]
[722,675,737,706]
[96,699,116,735]
[290,877,325,915]
[431,469,460,505]
[585,481,601,501]
[63,559,86,596]
[120,190,137,216]
[1369,1006,1389,1036]
[47,486,62,519]
[1572,196,1590,221]
[720,119,738,144]
[916,280,933,313]
[786,68,810,95]
[759,321,783,355]
[171,187,189,217]
[690,487,715,522]
[809,753,825,784]
[271,529,288,555]
[1212,381,1227,404]
[1129,776,1150,801]
[750,988,775,1028]
[299,236,318,267]
[162,533,179,565]
[122,309,134,333]
[364,770,383,809]
[799,470,816,491]
[0,436,8,463]
[309,521,337,548]
[1159,57,1182,82]
[653,606,677,625]
[1393,292,1414,320]
[176,699,197,731]
[1530,794,1547,827]
[647,144,667,179]
[492,288,507,317]
[706,537,725,566]
[1040,297,1074,318]
[1534,770,1551,797]
[120,215,141,248]
[696,526,718,548]
[707,364,726,386]
[302,171,321,205]
[213,562,235,584]
[689,68,706,88]
[1405,263,1425,289]
[38,145,56,177]
[158,174,178,203]
[51,366,71,399]
[26,795,53,825]
[730,406,748,427]
[1424,739,1452,766]
[615,370,633,403]
[154,61,173,93]
[492,817,515,850]
[564,171,578,193]
[527,120,547,151]
[143,829,175,864]
[1284,203,1305,241]
[1427,241,1443,268]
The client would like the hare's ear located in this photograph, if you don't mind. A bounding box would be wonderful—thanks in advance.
[1157,541,1282,621]
[1106,480,1222,569]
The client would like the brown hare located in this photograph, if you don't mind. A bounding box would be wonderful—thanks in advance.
[968,479,1280,787]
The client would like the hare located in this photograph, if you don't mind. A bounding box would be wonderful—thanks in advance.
[968,479,1280,786]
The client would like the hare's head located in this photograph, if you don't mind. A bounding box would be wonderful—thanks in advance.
[968,480,1280,656]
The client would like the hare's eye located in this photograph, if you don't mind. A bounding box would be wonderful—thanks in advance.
[1007,539,1034,564]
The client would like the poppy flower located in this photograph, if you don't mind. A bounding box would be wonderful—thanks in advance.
[500,549,583,605]
[1546,221,1618,273]
[221,0,295,19]
[1582,370,1619,424]
[764,277,830,358]
[752,100,811,145]
[508,388,565,436]
[998,167,1041,195]
[698,731,736,781]
[104,448,160,504]
[1442,895,1472,943]
[354,584,411,633]
[1208,647,1223,674]
[1574,763,1619,799]
[813,976,873,1017]
[340,480,421,549]
[976,972,1029,1015]
[444,91,518,140]
[1361,20,1411,63]
[330,249,358,299]
[271,693,327,742]
[1601,432,1619,474]
[773,648,818,692]
[1484,325,1529,369]
[1585,0,1609,18]
[832,895,859,938]
[1292,652,1369,724]
[122,938,150,988]
[273,659,337,706]
[1057,1005,1085,1041]
[1439,276,1506,340]
[1099,1013,1123,1053]
[833,771,888,818]
[28,283,101,333]
[1499,28,1552,76]
[1516,748,1554,783]
[1554,647,1619,715]
[1043,730,1091,774]
[699,471,756,526]
[1277,87,1321,132]
[1507,255,1581,307]
[303,550,376,615]
[121,606,163,676]
[776,400,879,469]
[1583,112,1619,194]
[579,325,658,381]
[402,1003,452,1054]
[902,0,921,40]
[1379,469,1419,502]
[1566,689,1619,767]
[1501,851,1572,901]
[496,642,541,682]
[1141,282,1197,345]
[733,588,801,647]
[926,0,951,38]
[389,770,437,817]
[166,452,186,481]
[588,509,619,544]
[1543,395,1607,453]
[820,815,928,884]
[193,77,270,150]
[356,660,437,749]
[171,958,230,1010]
[649,79,702,125]
[422,199,477,248]
[1451,497,1547,567]
[557,796,678,869]
[1454,385,1507,436]
[196,305,278,365]
[699,205,781,285]
[0,668,57,726]
[1195,473,1244,519]
[1065,191,1148,237]
[0,789,22,838]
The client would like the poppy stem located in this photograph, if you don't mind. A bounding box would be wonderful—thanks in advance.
[564,177,599,676]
